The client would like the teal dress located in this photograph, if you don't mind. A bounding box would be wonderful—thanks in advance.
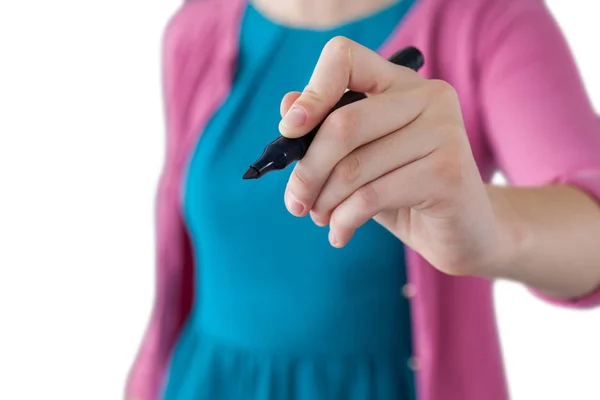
[164,2,417,399]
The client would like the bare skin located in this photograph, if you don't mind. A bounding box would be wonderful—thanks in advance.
[252,0,399,29]
[249,0,600,300]
[127,2,600,399]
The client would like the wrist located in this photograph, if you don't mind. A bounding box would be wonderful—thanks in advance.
[479,185,532,280]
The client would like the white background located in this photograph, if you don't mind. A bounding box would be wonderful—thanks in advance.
[0,1,599,399]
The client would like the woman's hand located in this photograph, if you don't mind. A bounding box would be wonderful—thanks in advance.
[279,37,514,277]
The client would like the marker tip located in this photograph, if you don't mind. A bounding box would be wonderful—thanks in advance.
[242,167,259,180]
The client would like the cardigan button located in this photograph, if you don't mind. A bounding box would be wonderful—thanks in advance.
[402,283,417,298]
[407,356,421,371]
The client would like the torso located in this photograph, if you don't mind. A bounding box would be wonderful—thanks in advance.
[164,1,419,399]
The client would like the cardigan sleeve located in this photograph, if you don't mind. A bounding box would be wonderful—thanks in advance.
[124,6,199,400]
[477,0,600,308]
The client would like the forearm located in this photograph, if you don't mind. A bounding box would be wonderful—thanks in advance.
[485,184,600,300]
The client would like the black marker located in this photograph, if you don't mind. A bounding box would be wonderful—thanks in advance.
[242,46,425,180]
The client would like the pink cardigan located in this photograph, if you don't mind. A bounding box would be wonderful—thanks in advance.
[127,0,600,398]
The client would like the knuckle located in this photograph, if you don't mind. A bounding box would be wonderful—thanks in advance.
[429,79,457,97]
[302,85,329,107]
[322,36,353,80]
[428,79,460,107]
[292,165,312,188]
[356,182,380,210]
[326,108,357,142]
[336,152,362,184]
[324,36,352,58]
[432,146,465,187]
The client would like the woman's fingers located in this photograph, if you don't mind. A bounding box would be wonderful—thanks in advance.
[284,89,428,217]
[310,118,437,226]
[329,135,471,248]
[328,154,441,247]
[279,36,422,138]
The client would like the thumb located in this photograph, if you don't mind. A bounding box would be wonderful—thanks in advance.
[278,36,398,138]
[280,91,302,117]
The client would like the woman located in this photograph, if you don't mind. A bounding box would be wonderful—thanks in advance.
[127,0,600,398]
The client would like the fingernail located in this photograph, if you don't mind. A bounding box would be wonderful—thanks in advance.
[282,106,306,128]
[286,193,305,216]
[329,230,339,247]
